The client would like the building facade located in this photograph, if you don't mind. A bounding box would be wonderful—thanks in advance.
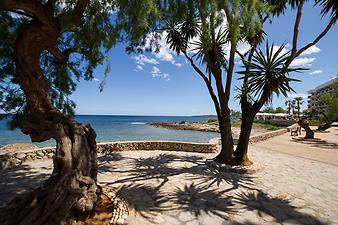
[308,76,338,112]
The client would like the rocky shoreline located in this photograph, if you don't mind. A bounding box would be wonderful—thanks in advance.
[148,122,220,132]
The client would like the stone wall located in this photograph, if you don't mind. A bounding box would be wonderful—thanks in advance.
[0,141,217,170]
[0,127,292,171]
[249,128,288,143]
[207,128,289,146]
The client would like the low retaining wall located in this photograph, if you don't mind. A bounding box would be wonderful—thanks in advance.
[249,128,288,143]
[208,128,288,146]
[0,127,291,171]
[0,141,217,170]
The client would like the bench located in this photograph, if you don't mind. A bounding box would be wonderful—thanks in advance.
[291,126,301,136]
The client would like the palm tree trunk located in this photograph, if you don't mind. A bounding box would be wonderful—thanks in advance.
[214,111,235,164]
[235,110,255,165]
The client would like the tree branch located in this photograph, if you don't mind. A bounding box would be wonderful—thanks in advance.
[225,40,236,102]
[1,0,54,24]
[49,47,86,64]
[183,51,221,115]
[290,0,304,57]
[296,15,337,58]
[57,0,89,32]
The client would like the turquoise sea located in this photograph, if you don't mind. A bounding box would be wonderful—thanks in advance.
[0,115,219,148]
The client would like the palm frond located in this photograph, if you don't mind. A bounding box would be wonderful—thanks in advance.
[237,43,304,104]
[315,0,338,18]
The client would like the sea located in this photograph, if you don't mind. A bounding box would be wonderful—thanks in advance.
[0,115,220,148]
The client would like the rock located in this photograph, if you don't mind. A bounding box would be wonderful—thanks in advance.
[16,153,27,160]
[0,143,37,154]
[36,151,45,157]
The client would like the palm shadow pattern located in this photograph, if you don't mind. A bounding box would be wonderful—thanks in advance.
[291,137,338,150]
[0,151,331,224]
[0,164,51,208]
[234,190,329,225]
[98,151,331,224]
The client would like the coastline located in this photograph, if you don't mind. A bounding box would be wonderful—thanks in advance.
[148,121,220,132]
[147,121,277,136]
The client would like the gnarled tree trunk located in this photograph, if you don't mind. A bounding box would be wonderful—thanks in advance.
[0,16,99,225]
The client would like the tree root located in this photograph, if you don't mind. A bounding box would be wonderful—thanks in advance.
[0,174,99,225]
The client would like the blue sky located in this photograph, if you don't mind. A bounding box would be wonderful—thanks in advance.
[63,3,338,116]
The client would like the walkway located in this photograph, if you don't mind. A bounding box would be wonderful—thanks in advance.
[253,126,338,166]
[1,146,338,224]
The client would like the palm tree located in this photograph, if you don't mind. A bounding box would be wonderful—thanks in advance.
[235,43,303,164]
[285,100,292,115]
[166,18,236,164]
[166,1,266,165]
[235,0,337,164]
[294,96,304,119]
[291,99,296,115]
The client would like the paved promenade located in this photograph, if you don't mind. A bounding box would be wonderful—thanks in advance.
[1,145,338,225]
[253,126,338,166]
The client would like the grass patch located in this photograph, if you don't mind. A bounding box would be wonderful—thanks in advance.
[206,118,285,131]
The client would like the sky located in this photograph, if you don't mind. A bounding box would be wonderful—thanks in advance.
[15,3,338,116]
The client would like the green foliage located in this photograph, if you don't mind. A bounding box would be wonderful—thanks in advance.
[319,81,338,122]
[0,0,162,126]
[238,43,304,104]
[261,106,286,113]
[275,106,286,113]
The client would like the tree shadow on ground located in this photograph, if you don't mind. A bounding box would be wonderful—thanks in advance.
[0,164,51,208]
[234,190,329,225]
[170,182,236,219]
[98,152,125,172]
[115,183,170,222]
[99,152,255,223]
[100,153,254,191]
[291,137,338,150]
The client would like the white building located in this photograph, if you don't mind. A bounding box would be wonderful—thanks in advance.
[308,76,338,112]
[255,113,290,121]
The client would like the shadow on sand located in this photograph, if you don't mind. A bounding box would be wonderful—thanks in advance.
[98,152,329,224]
[0,152,330,224]
[291,137,338,150]
[0,164,51,208]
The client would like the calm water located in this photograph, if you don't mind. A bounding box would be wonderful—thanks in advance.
[0,115,219,148]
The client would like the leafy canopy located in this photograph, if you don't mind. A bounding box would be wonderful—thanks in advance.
[0,0,166,127]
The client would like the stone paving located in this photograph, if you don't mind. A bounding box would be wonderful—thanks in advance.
[1,147,338,225]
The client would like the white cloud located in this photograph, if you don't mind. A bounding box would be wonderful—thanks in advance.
[143,32,184,68]
[92,78,99,82]
[132,54,159,66]
[236,42,251,57]
[163,73,170,81]
[309,70,323,75]
[301,45,321,56]
[150,66,171,81]
[134,65,143,72]
[290,57,316,67]
[151,66,161,77]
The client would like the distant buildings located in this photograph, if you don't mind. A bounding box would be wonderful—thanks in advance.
[255,113,289,121]
[308,76,338,112]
